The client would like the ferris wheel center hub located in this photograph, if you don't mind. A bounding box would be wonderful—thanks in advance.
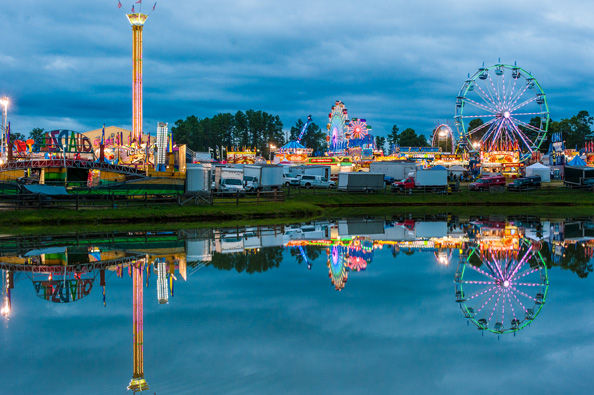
[503,280,510,288]
[503,111,511,119]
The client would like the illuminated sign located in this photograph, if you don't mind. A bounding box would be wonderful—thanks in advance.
[40,130,94,153]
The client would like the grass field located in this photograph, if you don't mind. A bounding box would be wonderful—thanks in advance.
[0,185,592,234]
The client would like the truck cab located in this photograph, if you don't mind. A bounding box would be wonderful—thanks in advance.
[243,175,260,191]
[391,177,415,192]
[219,178,245,194]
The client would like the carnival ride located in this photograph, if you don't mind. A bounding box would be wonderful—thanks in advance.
[455,235,549,335]
[455,62,549,162]
[432,124,455,154]
[275,116,315,163]
[327,101,349,154]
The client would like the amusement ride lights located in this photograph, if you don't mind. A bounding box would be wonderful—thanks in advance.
[0,97,9,158]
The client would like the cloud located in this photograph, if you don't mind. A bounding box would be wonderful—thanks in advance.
[0,0,593,138]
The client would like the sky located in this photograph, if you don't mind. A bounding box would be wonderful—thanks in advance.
[1,0,594,139]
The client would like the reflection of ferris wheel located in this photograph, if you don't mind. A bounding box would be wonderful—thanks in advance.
[455,238,549,334]
[327,101,349,150]
[454,62,549,158]
[328,245,348,291]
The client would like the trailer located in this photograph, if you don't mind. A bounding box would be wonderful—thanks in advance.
[243,165,283,191]
[337,172,384,192]
[186,164,212,193]
[369,161,418,183]
[564,165,594,187]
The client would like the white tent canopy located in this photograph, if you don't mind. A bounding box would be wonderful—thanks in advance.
[526,163,551,182]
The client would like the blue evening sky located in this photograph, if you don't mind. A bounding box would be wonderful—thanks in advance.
[1,0,592,138]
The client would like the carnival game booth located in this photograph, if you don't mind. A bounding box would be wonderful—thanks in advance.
[525,163,551,183]
[480,150,522,178]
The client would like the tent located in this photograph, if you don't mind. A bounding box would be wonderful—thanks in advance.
[525,162,551,182]
[447,165,466,176]
[567,155,587,167]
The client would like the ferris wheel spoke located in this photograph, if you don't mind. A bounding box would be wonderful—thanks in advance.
[512,267,539,281]
[510,96,537,112]
[475,80,499,110]
[476,287,499,314]
[507,245,534,280]
[505,73,520,108]
[487,73,503,111]
[513,282,544,287]
[463,97,497,113]
[489,251,506,279]
[488,291,502,323]
[510,286,537,302]
[467,117,497,136]
[460,114,495,119]
[505,293,518,323]
[511,111,549,117]
[473,85,499,112]
[463,280,497,285]
[465,285,498,301]
[511,118,545,134]
[509,289,529,314]
[507,119,535,152]
[480,120,502,146]
[465,261,497,280]
[487,120,506,151]
[507,81,531,109]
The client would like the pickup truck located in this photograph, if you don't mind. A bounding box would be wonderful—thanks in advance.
[391,177,447,193]
[469,175,506,191]
[507,176,541,191]
[283,174,301,187]
[300,175,336,189]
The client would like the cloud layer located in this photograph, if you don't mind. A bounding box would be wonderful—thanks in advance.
[1,0,593,138]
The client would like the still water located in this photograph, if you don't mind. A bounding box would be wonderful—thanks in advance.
[1,216,593,394]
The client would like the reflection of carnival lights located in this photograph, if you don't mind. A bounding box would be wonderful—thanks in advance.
[156,259,168,305]
[1,295,10,318]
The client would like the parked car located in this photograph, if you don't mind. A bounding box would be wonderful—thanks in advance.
[507,176,541,191]
[283,174,301,187]
[299,175,336,189]
[469,175,506,191]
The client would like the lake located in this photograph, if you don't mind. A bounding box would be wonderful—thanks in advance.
[1,215,593,394]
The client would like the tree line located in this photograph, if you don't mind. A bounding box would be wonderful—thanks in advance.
[17,109,593,156]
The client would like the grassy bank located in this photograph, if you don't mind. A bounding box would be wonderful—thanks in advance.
[0,187,592,233]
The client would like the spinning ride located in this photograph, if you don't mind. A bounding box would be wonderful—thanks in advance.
[455,237,549,334]
[455,63,549,161]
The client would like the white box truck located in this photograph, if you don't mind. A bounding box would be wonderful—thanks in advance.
[391,166,448,193]
[369,161,418,184]
[338,173,385,192]
[214,167,244,194]
[243,165,283,191]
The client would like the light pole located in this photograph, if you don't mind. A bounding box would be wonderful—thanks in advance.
[269,143,276,161]
[0,97,9,159]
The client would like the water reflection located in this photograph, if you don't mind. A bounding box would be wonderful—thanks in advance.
[0,217,593,392]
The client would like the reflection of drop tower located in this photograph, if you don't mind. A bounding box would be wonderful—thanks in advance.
[128,261,149,392]
[126,12,148,143]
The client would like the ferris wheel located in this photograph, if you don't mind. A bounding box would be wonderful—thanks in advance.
[455,238,549,334]
[327,101,349,151]
[454,62,549,158]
